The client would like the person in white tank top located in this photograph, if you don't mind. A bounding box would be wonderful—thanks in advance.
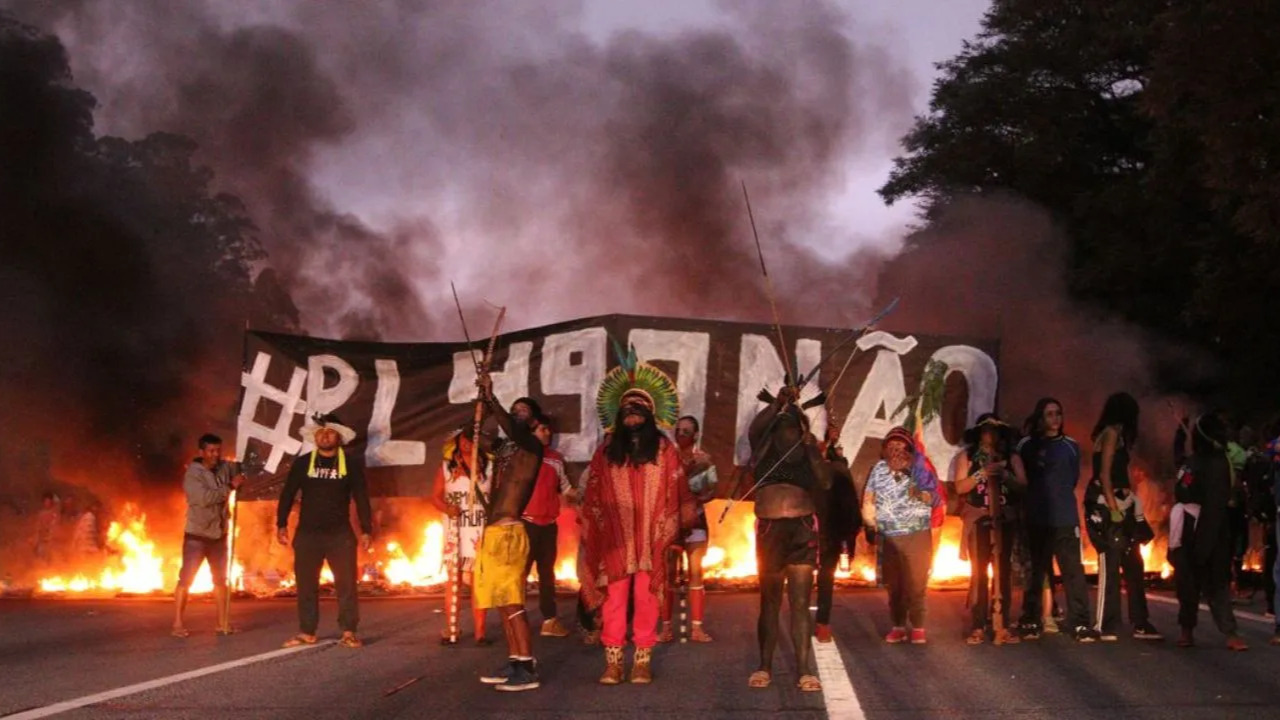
[432,426,495,645]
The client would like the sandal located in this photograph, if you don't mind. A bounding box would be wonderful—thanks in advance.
[748,670,771,689]
[966,629,985,645]
[339,632,363,649]
[282,633,317,648]
[171,627,190,638]
[215,627,237,637]
[797,674,822,692]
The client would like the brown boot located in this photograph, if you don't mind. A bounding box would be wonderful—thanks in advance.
[599,645,625,685]
[630,646,652,684]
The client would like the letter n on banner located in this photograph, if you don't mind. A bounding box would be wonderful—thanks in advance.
[733,335,823,465]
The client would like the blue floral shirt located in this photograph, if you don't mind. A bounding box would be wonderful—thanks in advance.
[866,457,937,537]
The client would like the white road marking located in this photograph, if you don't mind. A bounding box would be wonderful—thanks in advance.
[1147,593,1275,626]
[812,636,866,720]
[3,641,334,719]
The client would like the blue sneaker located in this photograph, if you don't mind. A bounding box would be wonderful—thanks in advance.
[495,661,540,692]
[480,660,513,685]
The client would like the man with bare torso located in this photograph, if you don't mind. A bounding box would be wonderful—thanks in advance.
[744,386,831,692]
[473,375,544,692]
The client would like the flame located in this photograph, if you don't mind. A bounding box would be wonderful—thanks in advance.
[928,521,972,585]
[37,504,171,595]
[378,522,448,587]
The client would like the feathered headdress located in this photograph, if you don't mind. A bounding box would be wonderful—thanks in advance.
[596,339,680,431]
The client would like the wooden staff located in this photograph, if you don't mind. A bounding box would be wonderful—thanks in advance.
[985,447,1006,641]
[448,283,506,644]
[742,181,793,387]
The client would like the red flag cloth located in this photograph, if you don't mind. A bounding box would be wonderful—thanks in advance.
[914,424,947,528]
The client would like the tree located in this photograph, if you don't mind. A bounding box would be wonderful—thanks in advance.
[879,0,1280,414]
[0,15,300,491]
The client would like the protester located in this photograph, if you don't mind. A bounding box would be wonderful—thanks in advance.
[524,414,573,638]
[954,414,1025,645]
[660,415,717,644]
[581,360,692,685]
[815,422,860,644]
[1170,414,1248,650]
[1015,399,1098,642]
[431,423,494,646]
[173,433,244,638]
[1084,392,1161,641]
[473,385,545,692]
[745,387,830,692]
[277,413,373,650]
[862,426,942,646]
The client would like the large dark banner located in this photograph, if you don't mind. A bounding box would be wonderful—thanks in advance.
[235,314,999,499]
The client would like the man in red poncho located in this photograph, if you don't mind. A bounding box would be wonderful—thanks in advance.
[581,356,694,686]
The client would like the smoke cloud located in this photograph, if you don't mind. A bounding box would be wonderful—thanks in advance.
[7,0,912,340]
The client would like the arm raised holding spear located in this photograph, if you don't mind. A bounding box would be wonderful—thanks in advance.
[446,283,506,646]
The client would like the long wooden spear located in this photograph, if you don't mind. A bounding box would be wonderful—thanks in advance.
[742,181,794,388]
[447,283,505,645]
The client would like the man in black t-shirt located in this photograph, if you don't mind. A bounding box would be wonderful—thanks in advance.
[277,413,373,649]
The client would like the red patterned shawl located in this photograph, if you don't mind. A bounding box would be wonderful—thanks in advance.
[580,436,693,610]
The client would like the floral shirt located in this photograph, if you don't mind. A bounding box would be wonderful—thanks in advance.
[866,458,936,537]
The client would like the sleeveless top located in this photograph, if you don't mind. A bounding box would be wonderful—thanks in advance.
[442,460,492,563]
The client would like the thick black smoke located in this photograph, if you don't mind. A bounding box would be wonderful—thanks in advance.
[0,15,299,531]
[6,0,911,336]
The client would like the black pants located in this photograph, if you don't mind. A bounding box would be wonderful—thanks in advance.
[816,526,859,625]
[294,531,358,634]
[1021,524,1091,630]
[1264,522,1277,613]
[967,518,1016,631]
[522,520,558,621]
[1228,506,1248,588]
[883,530,931,628]
[1172,539,1237,636]
[1096,526,1149,633]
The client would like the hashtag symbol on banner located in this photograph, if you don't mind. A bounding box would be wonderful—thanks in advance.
[236,351,307,473]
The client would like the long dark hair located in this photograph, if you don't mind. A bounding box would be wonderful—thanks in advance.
[964,412,1015,460]
[1191,414,1228,457]
[1026,397,1064,439]
[1091,392,1139,447]
[606,409,661,466]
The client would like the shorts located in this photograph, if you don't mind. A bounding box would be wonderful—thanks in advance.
[178,533,227,588]
[756,515,819,574]
[472,523,530,610]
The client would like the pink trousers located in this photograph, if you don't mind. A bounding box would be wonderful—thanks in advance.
[601,571,659,648]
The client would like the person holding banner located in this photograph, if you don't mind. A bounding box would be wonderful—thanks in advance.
[173,433,244,638]
[431,423,495,646]
[524,414,574,638]
[658,414,717,644]
[581,356,694,685]
[473,382,545,692]
[277,413,373,650]
[814,422,861,644]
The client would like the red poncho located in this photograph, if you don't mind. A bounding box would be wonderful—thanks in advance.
[580,435,694,610]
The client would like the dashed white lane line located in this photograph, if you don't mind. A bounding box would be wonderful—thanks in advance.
[3,640,334,719]
[812,636,867,720]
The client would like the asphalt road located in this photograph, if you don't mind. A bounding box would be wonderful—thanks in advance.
[1,588,1278,719]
